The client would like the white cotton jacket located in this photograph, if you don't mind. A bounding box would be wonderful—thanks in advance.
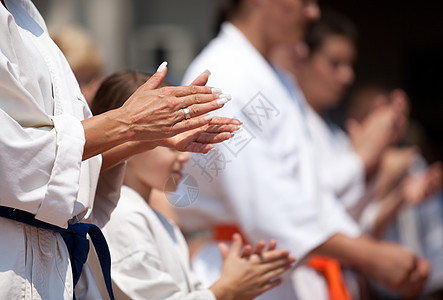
[101,186,216,300]
[303,97,367,219]
[176,22,361,300]
[0,1,123,299]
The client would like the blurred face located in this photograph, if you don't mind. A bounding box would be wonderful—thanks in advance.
[127,147,190,193]
[262,0,320,46]
[299,35,356,111]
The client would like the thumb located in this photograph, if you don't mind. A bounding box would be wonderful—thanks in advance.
[143,61,168,90]
[230,233,243,256]
[218,242,230,260]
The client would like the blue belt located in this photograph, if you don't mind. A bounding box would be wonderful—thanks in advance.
[0,206,114,300]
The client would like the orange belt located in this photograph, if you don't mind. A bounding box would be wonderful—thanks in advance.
[308,256,351,300]
[214,224,249,244]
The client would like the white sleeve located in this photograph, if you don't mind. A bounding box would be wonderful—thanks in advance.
[320,152,366,213]
[212,140,361,260]
[180,54,360,261]
[0,38,85,228]
[182,108,361,260]
[112,251,216,300]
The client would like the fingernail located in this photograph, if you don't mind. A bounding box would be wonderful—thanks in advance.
[203,69,211,77]
[157,61,168,73]
[212,88,222,94]
[217,97,228,106]
[204,114,214,121]
[219,94,232,101]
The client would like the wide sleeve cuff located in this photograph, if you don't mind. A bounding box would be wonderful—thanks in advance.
[35,114,85,228]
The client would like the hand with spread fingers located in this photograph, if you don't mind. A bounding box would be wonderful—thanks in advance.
[118,66,232,142]
[347,90,409,178]
[85,64,240,171]
[209,234,295,300]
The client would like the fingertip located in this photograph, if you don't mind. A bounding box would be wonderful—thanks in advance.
[212,87,223,94]
[204,114,215,121]
[156,61,168,73]
[232,233,241,242]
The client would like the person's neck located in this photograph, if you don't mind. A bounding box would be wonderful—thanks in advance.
[231,17,272,59]
[123,175,153,205]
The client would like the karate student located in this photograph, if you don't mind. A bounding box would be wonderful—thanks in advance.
[175,1,429,299]
[273,10,440,298]
[0,0,240,298]
[91,70,295,300]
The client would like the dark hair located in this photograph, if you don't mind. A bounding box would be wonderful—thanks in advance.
[215,0,243,35]
[305,9,358,55]
[90,70,149,116]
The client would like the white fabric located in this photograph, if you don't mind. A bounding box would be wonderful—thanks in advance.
[101,186,216,300]
[0,1,122,299]
[176,22,361,300]
[299,89,367,300]
[303,97,367,219]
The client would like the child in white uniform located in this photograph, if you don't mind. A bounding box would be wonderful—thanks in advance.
[92,70,295,300]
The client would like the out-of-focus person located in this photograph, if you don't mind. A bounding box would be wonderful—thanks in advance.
[175,1,428,300]
[273,9,440,299]
[347,85,443,299]
[51,25,103,105]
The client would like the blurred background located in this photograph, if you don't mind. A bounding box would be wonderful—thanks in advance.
[34,0,443,162]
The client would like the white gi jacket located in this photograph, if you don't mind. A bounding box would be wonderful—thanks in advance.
[176,22,361,300]
[101,186,216,300]
[0,1,123,299]
[303,98,367,219]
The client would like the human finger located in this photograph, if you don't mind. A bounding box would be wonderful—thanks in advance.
[260,265,292,283]
[164,85,219,98]
[230,233,243,256]
[184,98,230,120]
[204,124,240,134]
[177,93,228,109]
[170,115,215,136]
[260,256,294,273]
[195,132,234,144]
[219,242,230,261]
[390,89,410,116]
[241,244,253,258]
[401,259,429,298]
[182,143,215,154]
[209,116,242,126]
[253,241,267,255]
[267,240,277,251]
[143,61,168,90]
[190,70,211,86]
[256,278,282,295]
[260,249,290,263]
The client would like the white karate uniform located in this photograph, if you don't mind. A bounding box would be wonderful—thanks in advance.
[303,97,367,220]
[176,22,361,300]
[0,1,123,299]
[101,186,216,300]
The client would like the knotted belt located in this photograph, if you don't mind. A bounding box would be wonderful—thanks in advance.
[0,206,114,300]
